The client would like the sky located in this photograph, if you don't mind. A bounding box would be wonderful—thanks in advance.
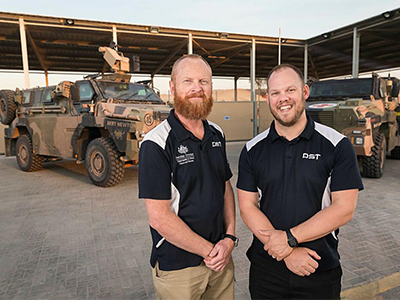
[1,1,400,93]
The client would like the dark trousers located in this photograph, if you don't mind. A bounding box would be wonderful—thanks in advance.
[249,262,342,300]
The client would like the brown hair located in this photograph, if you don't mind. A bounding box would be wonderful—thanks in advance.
[267,64,304,90]
[171,54,212,82]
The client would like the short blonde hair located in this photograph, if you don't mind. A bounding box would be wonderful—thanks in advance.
[267,64,304,91]
[171,54,212,82]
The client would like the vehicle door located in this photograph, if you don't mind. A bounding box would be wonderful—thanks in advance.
[40,84,81,158]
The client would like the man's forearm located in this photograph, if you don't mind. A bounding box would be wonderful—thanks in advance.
[151,211,214,258]
[291,204,353,243]
[223,181,236,236]
[291,190,358,244]
[240,203,275,243]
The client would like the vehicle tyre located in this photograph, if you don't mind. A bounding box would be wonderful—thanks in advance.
[0,89,17,125]
[362,133,386,178]
[16,134,44,172]
[391,146,400,159]
[85,137,125,187]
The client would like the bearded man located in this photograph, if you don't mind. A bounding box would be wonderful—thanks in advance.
[139,55,236,300]
[237,64,363,299]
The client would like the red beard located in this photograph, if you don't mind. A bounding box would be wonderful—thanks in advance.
[174,92,213,120]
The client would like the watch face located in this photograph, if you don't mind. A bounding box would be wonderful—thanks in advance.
[286,230,298,247]
[224,234,239,247]
[288,238,297,247]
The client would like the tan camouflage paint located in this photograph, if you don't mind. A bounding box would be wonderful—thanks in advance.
[307,76,400,158]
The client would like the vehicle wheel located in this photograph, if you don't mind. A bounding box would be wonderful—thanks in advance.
[16,134,44,172]
[0,90,17,125]
[362,133,386,178]
[85,137,125,187]
[391,146,400,159]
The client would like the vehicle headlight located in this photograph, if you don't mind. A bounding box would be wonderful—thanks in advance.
[355,137,364,145]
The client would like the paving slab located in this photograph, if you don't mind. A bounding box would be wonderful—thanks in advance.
[0,141,399,299]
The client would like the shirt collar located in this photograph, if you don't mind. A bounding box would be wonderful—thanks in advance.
[300,114,315,140]
[167,109,215,142]
[268,114,315,142]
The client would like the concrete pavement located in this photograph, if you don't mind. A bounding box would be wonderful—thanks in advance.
[0,141,399,299]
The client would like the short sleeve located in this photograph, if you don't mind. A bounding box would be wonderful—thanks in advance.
[236,146,258,192]
[330,138,364,192]
[138,140,172,199]
[222,137,233,181]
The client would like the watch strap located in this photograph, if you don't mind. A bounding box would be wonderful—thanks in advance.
[286,229,299,247]
[223,234,239,247]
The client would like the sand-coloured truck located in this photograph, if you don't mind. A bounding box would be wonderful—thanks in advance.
[306,75,400,178]
[0,45,171,187]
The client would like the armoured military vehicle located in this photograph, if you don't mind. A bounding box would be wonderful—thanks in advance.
[306,75,400,178]
[0,46,171,187]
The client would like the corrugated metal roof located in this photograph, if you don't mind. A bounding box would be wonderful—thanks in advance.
[0,8,400,79]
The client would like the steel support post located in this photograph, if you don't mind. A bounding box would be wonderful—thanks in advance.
[234,77,238,101]
[112,25,118,49]
[352,27,360,78]
[19,18,30,88]
[188,33,193,54]
[251,38,257,137]
[278,28,282,65]
[304,43,308,83]
[45,71,49,86]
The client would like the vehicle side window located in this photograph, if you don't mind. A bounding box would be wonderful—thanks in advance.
[379,80,386,98]
[393,82,400,98]
[138,89,147,97]
[33,90,43,106]
[22,90,32,105]
[42,86,54,104]
[78,82,94,101]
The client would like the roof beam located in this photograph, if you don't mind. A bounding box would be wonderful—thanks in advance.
[212,43,251,53]
[192,38,212,56]
[151,40,186,76]
[257,47,303,72]
[363,31,400,46]
[26,30,48,71]
[212,44,249,69]
[311,45,394,72]
[237,46,303,78]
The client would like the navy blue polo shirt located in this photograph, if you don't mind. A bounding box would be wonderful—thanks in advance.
[237,115,363,271]
[139,109,232,271]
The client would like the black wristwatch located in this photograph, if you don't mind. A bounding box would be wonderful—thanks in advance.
[286,229,299,248]
[223,234,239,247]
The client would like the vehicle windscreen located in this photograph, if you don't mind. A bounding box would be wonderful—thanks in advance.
[97,82,163,102]
[308,79,373,100]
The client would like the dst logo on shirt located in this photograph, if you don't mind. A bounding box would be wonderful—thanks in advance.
[212,141,222,147]
[176,145,195,165]
[302,153,321,160]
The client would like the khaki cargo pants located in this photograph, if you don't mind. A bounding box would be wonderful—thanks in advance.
[152,258,234,300]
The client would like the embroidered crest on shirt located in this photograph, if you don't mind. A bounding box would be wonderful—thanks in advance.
[176,145,195,165]
[178,145,189,154]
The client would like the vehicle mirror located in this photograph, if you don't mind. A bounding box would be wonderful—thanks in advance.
[14,88,23,105]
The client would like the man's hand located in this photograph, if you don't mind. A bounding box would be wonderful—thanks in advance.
[283,247,321,276]
[204,238,234,272]
[259,229,292,261]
